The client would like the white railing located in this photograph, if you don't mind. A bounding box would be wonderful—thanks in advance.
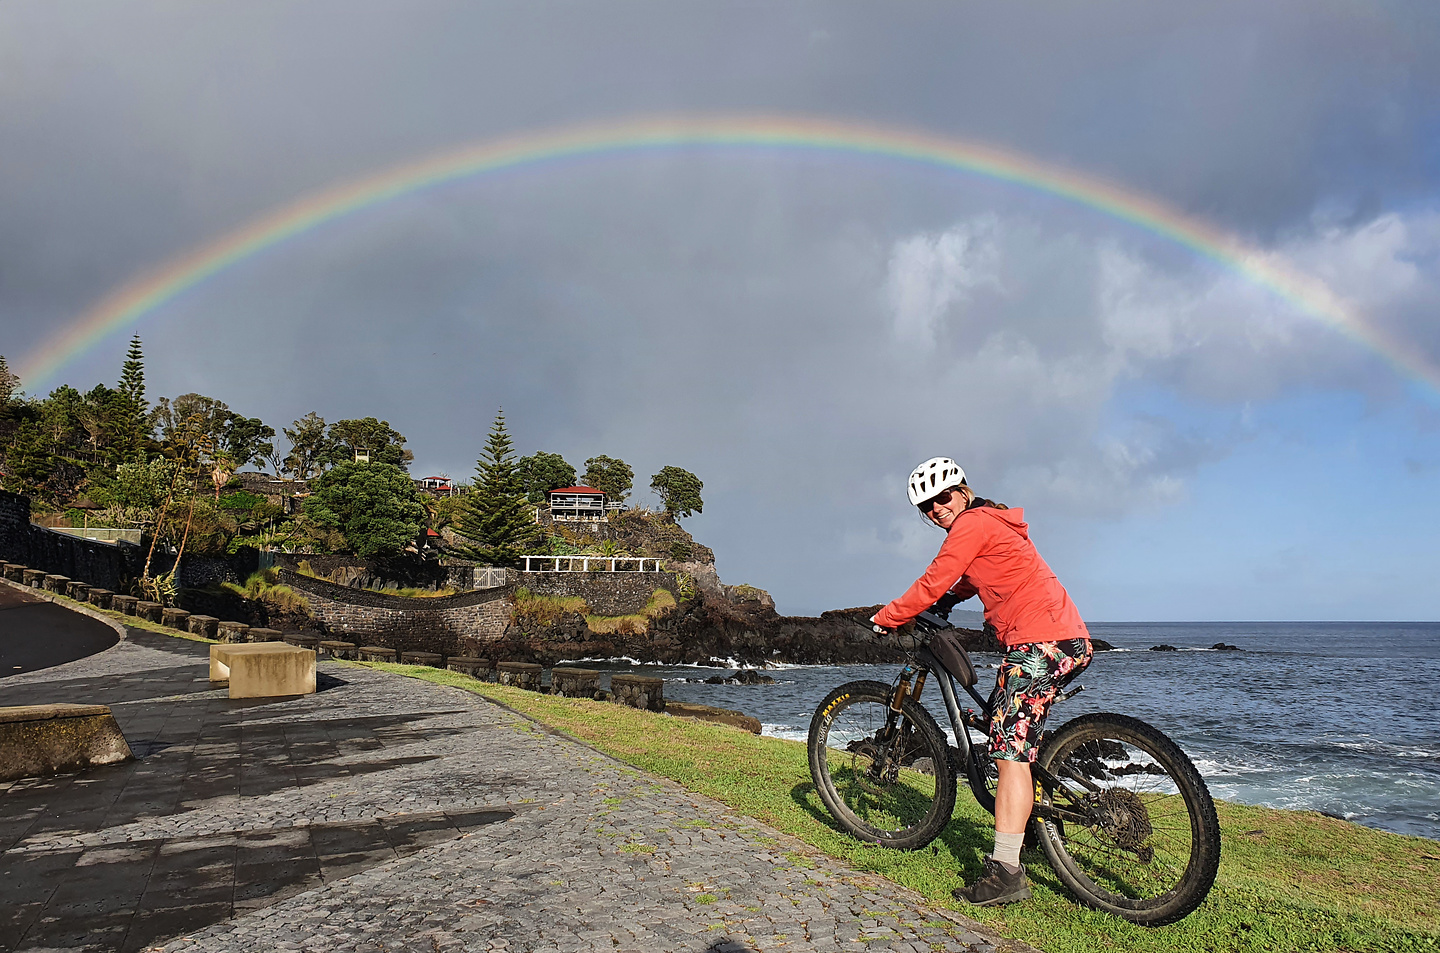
[522,556,665,573]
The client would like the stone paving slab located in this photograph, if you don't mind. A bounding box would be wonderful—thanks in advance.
[0,625,1017,953]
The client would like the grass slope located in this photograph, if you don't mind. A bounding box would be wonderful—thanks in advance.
[365,663,1438,953]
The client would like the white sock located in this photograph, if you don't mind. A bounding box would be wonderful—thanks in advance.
[992,831,1024,870]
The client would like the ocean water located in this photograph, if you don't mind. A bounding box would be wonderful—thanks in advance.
[567,622,1440,840]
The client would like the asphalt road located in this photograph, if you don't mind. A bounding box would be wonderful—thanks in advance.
[0,585,120,678]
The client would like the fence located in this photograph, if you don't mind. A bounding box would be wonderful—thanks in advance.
[45,526,143,545]
[521,555,665,573]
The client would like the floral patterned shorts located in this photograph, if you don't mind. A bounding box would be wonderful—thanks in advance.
[987,638,1093,763]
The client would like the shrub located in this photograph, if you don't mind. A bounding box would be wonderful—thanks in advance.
[511,587,589,626]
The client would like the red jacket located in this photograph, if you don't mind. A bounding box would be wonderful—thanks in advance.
[873,506,1088,646]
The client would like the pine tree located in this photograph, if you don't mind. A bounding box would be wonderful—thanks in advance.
[115,335,149,461]
[455,410,542,567]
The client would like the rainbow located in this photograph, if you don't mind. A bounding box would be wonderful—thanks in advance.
[18,115,1435,394]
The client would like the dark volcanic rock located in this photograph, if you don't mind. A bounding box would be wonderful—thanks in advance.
[1211,642,1242,651]
[1091,638,1117,651]
[1150,644,1180,652]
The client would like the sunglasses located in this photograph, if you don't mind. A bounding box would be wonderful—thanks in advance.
[920,488,959,514]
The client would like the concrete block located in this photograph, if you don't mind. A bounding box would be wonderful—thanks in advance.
[22,569,46,587]
[400,651,442,667]
[110,595,138,615]
[0,704,133,782]
[135,601,163,622]
[208,643,316,699]
[186,614,219,639]
[86,588,113,609]
[318,640,357,659]
[66,580,91,600]
[282,633,319,650]
[160,607,191,630]
[1,562,24,581]
[216,621,251,643]
[496,661,542,691]
[246,627,283,643]
[447,657,492,679]
[357,645,397,662]
[43,574,70,594]
[611,673,665,712]
[550,667,601,698]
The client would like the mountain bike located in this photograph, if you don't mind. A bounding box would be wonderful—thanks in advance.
[807,609,1221,926]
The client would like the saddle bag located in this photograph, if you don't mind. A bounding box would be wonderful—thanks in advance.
[926,629,977,687]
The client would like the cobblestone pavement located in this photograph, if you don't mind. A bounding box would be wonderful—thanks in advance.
[1,625,1020,953]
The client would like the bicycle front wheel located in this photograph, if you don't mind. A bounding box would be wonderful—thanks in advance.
[1035,712,1221,926]
[808,680,956,849]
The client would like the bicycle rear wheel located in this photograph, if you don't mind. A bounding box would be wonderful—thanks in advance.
[808,680,956,849]
[1035,712,1221,926]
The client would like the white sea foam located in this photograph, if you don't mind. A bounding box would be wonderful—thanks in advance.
[763,724,807,742]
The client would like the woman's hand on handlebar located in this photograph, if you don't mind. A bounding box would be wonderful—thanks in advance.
[869,614,894,636]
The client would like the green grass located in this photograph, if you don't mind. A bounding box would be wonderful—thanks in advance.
[359,663,1440,953]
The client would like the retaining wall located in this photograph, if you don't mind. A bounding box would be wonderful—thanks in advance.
[278,569,513,656]
[517,570,678,615]
[0,492,142,594]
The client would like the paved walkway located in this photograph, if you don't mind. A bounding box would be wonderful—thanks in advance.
[1,618,1014,953]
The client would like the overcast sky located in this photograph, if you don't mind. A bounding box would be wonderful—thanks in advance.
[3,2,1439,619]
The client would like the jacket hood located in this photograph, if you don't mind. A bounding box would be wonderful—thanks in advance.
[961,505,1028,539]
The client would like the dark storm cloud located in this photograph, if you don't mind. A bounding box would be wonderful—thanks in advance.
[2,1,1438,613]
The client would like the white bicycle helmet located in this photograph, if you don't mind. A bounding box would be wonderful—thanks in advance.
[907,456,966,507]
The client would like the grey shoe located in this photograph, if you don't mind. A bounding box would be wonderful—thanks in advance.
[952,858,1031,906]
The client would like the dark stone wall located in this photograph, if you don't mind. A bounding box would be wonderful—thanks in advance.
[518,571,678,615]
[278,569,513,655]
[0,492,142,593]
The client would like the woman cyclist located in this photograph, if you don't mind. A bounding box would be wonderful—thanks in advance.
[871,457,1092,907]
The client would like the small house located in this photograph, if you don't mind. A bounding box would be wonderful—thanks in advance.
[416,475,457,498]
[547,485,607,521]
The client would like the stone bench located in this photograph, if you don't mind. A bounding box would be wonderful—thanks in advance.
[0,704,133,783]
[186,614,219,639]
[447,657,492,679]
[22,569,46,587]
[1,562,24,581]
[611,673,665,712]
[161,607,191,631]
[400,651,442,667]
[496,661,542,691]
[135,601,163,622]
[283,633,320,651]
[111,595,138,615]
[319,640,357,659]
[357,645,397,662]
[246,627,283,643]
[208,643,316,699]
[43,574,70,594]
[66,581,91,600]
[550,667,601,699]
[217,621,251,643]
[86,588,113,610]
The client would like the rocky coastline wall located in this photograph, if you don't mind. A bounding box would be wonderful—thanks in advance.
[517,570,678,615]
[0,492,142,593]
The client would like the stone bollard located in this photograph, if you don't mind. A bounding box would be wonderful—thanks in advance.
[66,581,91,601]
[160,607,191,631]
[87,588,113,610]
[110,595,138,615]
[496,661,542,691]
[22,569,46,588]
[550,667,601,699]
[446,657,492,680]
[217,621,251,643]
[283,633,320,651]
[247,628,284,643]
[610,673,665,712]
[318,640,357,659]
[43,575,71,594]
[186,614,219,639]
[401,651,443,667]
[358,645,398,662]
[1,563,24,581]
[135,601,163,622]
